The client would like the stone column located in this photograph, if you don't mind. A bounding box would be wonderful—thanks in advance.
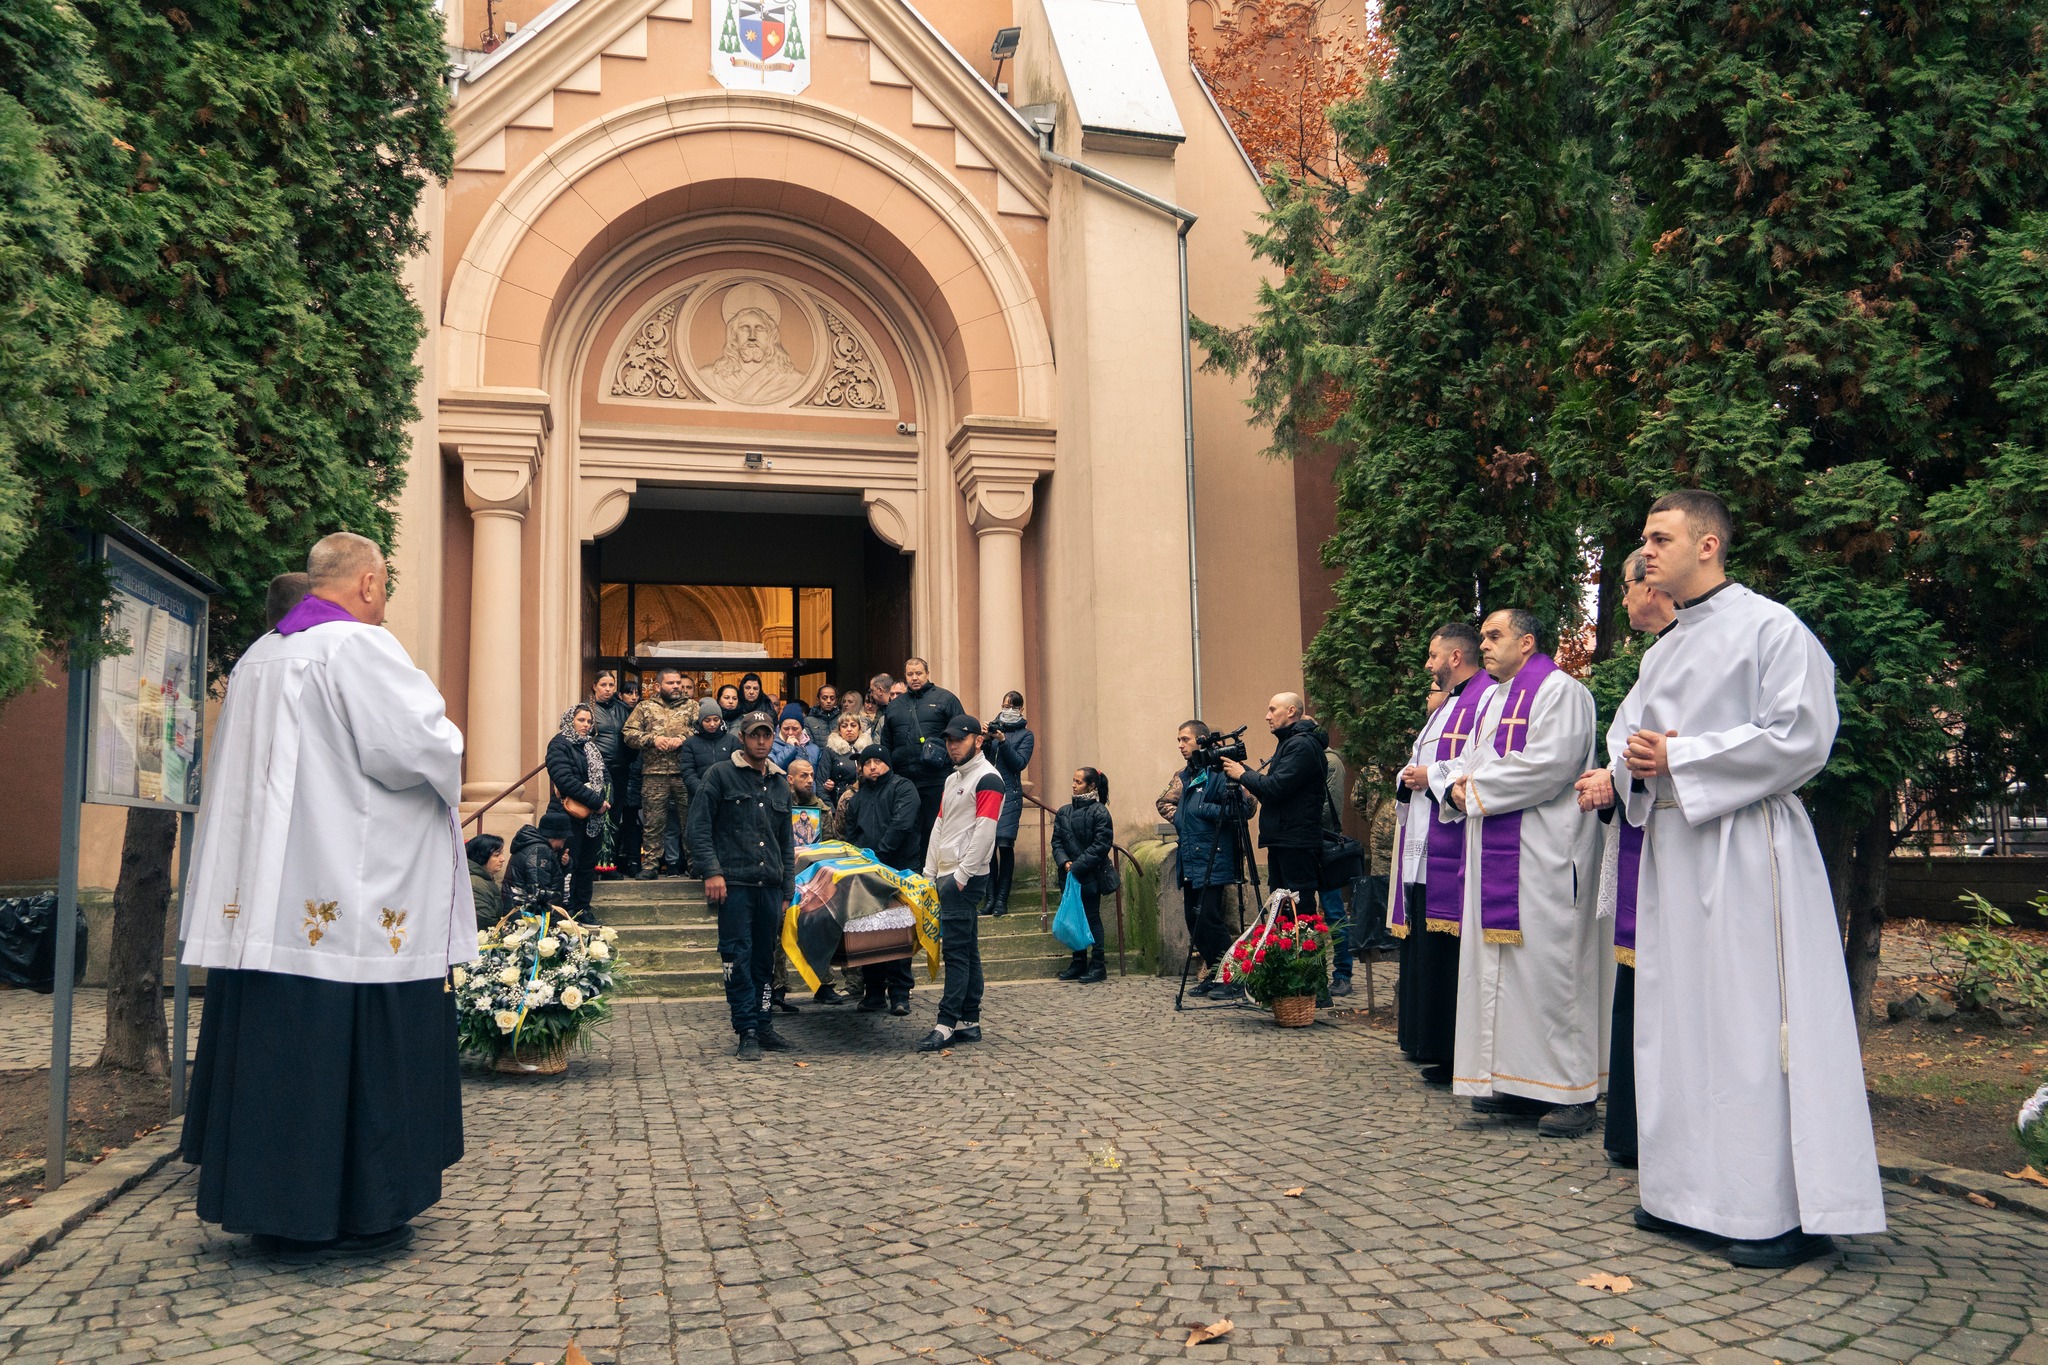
[443,388,551,833]
[951,420,1056,718]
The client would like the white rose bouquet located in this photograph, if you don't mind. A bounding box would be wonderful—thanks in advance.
[2020,1081,2048,1169]
[454,910,626,1067]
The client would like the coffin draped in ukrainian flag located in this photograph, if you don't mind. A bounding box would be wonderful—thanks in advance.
[780,840,942,989]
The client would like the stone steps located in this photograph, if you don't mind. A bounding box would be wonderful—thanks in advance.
[588,875,1075,998]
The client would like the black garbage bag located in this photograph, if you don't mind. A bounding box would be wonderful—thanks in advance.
[0,895,88,994]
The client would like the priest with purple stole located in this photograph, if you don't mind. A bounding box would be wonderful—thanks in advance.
[1389,622,1494,1086]
[1575,549,1676,1169]
[1446,608,1605,1138]
[179,533,472,1255]
[1602,490,1883,1269]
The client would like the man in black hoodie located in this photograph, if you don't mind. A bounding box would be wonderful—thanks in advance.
[679,701,739,803]
[1223,692,1327,896]
[874,656,963,863]
[687,712,798,1060]
[842,744,921,1014]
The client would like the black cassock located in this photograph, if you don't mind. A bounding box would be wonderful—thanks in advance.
[1604,963,1637,1159]
[1394,885,1459,1066]
[180,968,463,1241]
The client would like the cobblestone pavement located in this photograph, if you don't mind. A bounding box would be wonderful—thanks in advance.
[1,978,2044,1365]
[0,989,202,1071]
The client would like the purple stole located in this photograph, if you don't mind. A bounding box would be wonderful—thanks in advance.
[1410,678,1493,935]
[1614,819,1643,966]
[1475,653,1559,946]
[274,595,358,635]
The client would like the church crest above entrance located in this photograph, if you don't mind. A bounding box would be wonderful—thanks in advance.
[713,0,812,95]
[606,273,895,415]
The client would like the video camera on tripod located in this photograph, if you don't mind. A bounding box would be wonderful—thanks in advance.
[1188,724,1249,773]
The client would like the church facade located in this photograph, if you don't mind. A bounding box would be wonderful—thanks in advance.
[3,0,1333,886]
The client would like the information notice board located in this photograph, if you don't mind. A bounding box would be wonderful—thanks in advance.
[84,536,208,811]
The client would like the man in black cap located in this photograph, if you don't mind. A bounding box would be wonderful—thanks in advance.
[917,714,1005,1052]
[843,743,921,1014]
[686,710,798,1060]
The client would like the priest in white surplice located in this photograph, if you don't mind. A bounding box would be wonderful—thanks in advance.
[179,532,472,1254]
[1445,608,1606,1139]
[1598,490,1882,1269]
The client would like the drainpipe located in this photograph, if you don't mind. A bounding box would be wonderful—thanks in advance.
[1032,127,1205,718]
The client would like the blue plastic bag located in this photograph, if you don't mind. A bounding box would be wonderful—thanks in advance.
[1052,874,1095,951]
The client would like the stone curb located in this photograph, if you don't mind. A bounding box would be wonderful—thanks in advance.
[0,1129,181,1276]
[1878,1146,2048,1223]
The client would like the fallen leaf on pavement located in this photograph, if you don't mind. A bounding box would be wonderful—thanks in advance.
[1966,1192,1996,1207]
[1586,1333,1615,1346]
[1282,1187,1305,1197]
[794,1061,809,1067]
[2004,1167,2048,1188]
[1186,1317,1234,1346]
[1577,1273,1633,1294]
[565,1343,593,1365]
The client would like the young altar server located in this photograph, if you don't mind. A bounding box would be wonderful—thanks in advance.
[1574,549,1677,1168]
[179,533,472,1254]
[1390,622,1493,1086]
[1606,490,1883,1268]
[1446,608,1606,1138]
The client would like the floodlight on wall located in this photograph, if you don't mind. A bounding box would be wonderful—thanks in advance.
[744,451,769,471]
[990,27,1021,92]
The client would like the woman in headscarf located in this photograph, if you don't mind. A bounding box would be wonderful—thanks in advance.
[545,702,610,920]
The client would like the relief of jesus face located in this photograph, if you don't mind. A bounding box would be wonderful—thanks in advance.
[729,310,777,364]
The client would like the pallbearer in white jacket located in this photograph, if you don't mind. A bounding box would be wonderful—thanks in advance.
[179,532,473,1254]
[1607,491,1884,1269]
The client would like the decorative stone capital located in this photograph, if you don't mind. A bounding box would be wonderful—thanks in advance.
[863,488,919,554]
[949,416,1054,534]
[442,387,552,515]
[579,477,637,542]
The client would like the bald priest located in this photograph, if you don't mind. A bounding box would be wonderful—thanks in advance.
[178,532,473,1254]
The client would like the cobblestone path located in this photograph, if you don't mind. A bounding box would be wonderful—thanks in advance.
[1,979,2043,1364]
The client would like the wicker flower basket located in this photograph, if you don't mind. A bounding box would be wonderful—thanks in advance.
[1271,995,1317,1028]
[494,1035,570,1075]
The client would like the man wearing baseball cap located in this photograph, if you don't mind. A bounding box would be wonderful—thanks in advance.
[686,710,798,1060]
[917,714,1006,1052]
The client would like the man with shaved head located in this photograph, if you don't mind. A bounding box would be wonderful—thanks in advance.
[1222,691,1327,898]
[178,531,470,1255]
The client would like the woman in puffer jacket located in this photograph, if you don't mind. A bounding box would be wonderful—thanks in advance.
[1051,767,1117,984]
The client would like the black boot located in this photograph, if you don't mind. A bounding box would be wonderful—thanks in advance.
[1079,948,1107,984]
[988,891,1009,918]
[1057,952,1087,981]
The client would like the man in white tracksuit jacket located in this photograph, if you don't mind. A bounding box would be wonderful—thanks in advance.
[918,714,1005,1052]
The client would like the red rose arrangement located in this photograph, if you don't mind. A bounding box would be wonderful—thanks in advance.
[1219,899,1332,1004]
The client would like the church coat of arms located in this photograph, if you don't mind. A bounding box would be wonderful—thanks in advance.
[714,0,811,95]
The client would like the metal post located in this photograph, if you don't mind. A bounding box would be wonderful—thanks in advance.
[170,811,194,1118]
[46,653,90,1190]
[1177,221,1202,719]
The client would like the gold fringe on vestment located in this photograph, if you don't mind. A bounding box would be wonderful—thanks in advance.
[1426,918,1460,935]
[1614,946,1636,967]
[1481,928,1524,945]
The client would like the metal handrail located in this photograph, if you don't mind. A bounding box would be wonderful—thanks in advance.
[1020,788,1132,976]
[462,760,549,834]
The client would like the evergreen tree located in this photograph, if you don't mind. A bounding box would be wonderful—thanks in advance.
[784,3,805,60]
[719,4,742,55]
[1584,0,2048,1022]
[1282,0,1596,777]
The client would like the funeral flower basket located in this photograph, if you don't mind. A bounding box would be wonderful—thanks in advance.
[2020,1082,2048,1170]
[1219,893,1331,1026]
[455,909,623,1074]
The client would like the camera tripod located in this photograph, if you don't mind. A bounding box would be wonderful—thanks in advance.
[1173,768,1265,1012]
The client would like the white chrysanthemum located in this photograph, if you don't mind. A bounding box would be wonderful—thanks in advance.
[538,936,560,958]
[2022,1082,2048,1133]
[525,980,555,1006]
[493,1010,519,1033]
[560,986,586,1010]
[590,940,612,961]
[497,966,521,986]
[450,967,468,988]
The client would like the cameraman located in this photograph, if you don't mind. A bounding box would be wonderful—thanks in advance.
[1172,721,1255,998]
[1221,692,1325,897]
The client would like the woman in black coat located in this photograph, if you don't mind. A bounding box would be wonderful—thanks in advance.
[1051,767,1116,983]
[545,703,610,919]
[983,691,1035,918]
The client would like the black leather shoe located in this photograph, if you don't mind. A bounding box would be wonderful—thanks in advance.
[1536,1102,1599,1138]
[856,996,886,1013]
[915,1028,950,1053]
[772,992,801,1015]
[735,1031,762,1061]
[888,1001,911,1016]
[1606,1150,1638,1169]
[330,1225,414,1254]
[951,1023,982,1044]
[1725,1230,1835,1269]
[1188,978,1216,998]
[1079,965,1107,984]
[1471,1093,1550,1116]
[1419,1063,1452,1087]
[756,1025,796,1052]
[635,870,660,881]
[1057,961,1086,981]
[1632,1205,1730,1246]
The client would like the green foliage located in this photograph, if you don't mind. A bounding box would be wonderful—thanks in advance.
[1119,839,1172,974]
[1941,892,2048,1016]
[1204,0,1605,778]
[0,0,452,694]
[1563,0,2048,828]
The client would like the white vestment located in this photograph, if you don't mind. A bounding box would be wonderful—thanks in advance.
[180,620,474,984]
[1615,582,1884,1238]
[1450,666,1607,1103]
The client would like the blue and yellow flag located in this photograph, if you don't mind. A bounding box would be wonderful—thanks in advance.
[780,841,941,989]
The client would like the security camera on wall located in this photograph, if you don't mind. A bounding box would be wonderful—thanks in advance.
[896,421,917,436]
